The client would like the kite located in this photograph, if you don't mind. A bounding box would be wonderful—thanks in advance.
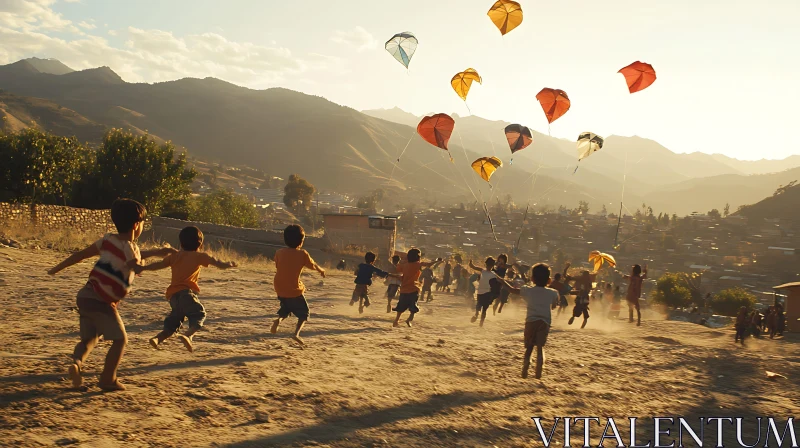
[471,156,503,183]
[589,250,616,272]
[618,61,657,94]
[487,0,523,36]
[417,114,455,152]
[536,88,570,124]
[385,32,418,69]
[577,132,604,161]
[451,69,482,101]
[505,124,533,156]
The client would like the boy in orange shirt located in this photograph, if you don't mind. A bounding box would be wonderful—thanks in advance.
[392,248,441,328]
[135,226,237,352]
[270,225,325,346]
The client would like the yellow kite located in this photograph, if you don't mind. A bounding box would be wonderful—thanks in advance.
[451,68,482,101]
[487,0,523,36]
[589,250,617,272]
[471,156,503,182]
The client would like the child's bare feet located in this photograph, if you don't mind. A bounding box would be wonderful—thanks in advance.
[149,338,159,349]
[359,305,364,314]
[349,299,356,306]
[386,303,392,313]
[522,359,530,379]
[98,380,126,392]
[68,363,82,388]
[406,320,412,327]
[270,319,280,334]
[470,315,478,324]
[568,317,575,325]
[178,335,194,353]
[393,321,400,327]
[292,335,305,347]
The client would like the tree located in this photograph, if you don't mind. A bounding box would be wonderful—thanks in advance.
[708,209,721,220]
[357,188,385,211]
[773,180,797,197]
[723,203,730,217]
[577,200,590,215]
[600,204,607,216]
[710,288,757,317]
[72,129,195,214]
[283,174,316,214]
[0,129,87,204]
[651,273,693,308]
[191,189,261,228]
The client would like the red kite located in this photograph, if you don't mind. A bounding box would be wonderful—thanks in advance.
[417,114,455,151]
[618,61,656,94]
[536,88,570,124]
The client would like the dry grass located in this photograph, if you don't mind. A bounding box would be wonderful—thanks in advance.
[0,222,97,252]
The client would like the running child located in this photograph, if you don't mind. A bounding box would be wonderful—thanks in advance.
[270,225,326,346]
[622,264,647,326]
[565,264,596,329]
[392,249,441,327]
[420,263,438,303]
[351,252,398,314]
[491,254,509,315]
[468,258,499,327]
[134,226,237,352]
[505,263,559,379]
[385,255,402,313]
[47,199,175,391]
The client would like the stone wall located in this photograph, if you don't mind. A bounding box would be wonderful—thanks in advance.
[0,202,116,234]
[146,217,354,265]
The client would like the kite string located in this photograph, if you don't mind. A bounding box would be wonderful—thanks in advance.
[388,132,416,183]
[456,128,498,241]
[613,151,629,248]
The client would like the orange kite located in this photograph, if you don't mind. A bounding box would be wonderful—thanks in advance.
[417,114,455,152]
[618,61,657,94]
[536,88,571,124]
[487,0,523,36]
[451,69,482,101]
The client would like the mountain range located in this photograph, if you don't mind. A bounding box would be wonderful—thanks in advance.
[0,57,797,217]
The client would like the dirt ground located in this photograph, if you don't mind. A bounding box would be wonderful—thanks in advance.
[1,246,798,447]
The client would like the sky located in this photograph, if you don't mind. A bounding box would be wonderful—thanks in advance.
[0,0,798,160]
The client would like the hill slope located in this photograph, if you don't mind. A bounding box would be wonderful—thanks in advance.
[735,181,800,221]
[1,61,625,209]
[0,91,106,142]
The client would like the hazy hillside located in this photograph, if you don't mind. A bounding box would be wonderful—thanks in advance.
[0,91,106,142]
[364,108,746,191]
[4,57,792,216]
[736,182,800,221]
[23,57,75,75]
[711,153,800,175]
[643,167,800,215]
[1,59,634,210]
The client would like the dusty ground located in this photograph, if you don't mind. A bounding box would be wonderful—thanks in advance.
[1,246,799,447]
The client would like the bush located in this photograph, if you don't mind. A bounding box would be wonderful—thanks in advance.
[0,129,87,204]
[710,287,757,317]
[191,189,261,228]
[651,273,693,308]
[72,129,195,214]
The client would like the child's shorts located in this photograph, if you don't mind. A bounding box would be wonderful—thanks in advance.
[393,292,420,313]
[524,320,550,348]
[386,284,400,299]
[163,289,207,336]
[476,292,494,311]
[76,283,127,341]
[277,296,310,321]
[352,284,369,301]
[572,303,589,319]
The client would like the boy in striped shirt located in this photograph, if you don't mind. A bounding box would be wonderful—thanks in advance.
[48,199,175,391]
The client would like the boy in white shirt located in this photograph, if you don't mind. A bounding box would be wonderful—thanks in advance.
[468,258,500,327]
[506,263,559,379]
